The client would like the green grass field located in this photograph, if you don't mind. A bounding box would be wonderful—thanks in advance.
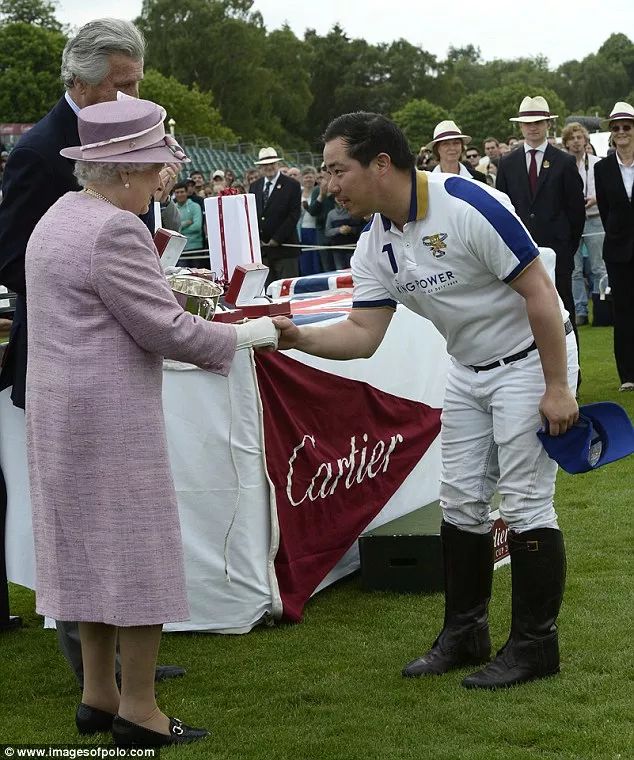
[1,324,632,759]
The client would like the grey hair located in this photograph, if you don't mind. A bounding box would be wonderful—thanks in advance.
[74,162,163,187]
[61,18,145,88]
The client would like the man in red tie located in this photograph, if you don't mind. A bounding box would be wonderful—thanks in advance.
[496,96,585,341]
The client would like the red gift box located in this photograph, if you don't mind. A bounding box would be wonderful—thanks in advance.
[154,228,187,269]
[225,263,267,305]
[225,264,291,317]
[213,308,246,323]
[239,301,292,318]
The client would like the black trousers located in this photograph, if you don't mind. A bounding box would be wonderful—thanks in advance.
[605,258,634,383]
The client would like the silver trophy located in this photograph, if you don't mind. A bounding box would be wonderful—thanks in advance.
[166,273,223,321]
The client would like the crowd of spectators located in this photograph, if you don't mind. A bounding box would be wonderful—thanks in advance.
[413,106,628,383]
[159,159,363,277]
[417,127,598,184]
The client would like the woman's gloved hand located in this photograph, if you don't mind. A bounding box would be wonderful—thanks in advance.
[234,317,279,351]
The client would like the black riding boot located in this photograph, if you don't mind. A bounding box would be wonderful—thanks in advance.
[402,521,493,677]
[463,527,566,689]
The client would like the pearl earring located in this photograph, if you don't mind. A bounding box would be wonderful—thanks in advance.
[124,182,130,189]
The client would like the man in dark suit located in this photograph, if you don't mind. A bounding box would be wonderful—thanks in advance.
[249,147,301,286]
[0,17,183,685]
[594,101,634,391]
[496,96,585,335]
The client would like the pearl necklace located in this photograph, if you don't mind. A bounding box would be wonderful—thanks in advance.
[83,187,118,207]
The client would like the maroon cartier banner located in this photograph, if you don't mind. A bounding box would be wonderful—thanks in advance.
[255,352,442,621]
[493,517,509,563]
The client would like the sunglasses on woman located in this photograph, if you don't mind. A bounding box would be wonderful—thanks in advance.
[611,124,632,133]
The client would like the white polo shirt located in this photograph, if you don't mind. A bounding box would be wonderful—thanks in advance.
[352,170,567,367]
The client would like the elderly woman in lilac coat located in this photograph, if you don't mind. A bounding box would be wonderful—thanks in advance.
[25,96,277,747]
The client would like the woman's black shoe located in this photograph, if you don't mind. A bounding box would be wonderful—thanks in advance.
[112,715,209,747]
[75,703,116,735]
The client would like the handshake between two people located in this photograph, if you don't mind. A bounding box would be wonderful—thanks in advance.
[234,316,298,352]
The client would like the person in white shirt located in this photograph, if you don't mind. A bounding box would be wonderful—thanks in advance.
[562,122,607,326]
[273,112,579,690]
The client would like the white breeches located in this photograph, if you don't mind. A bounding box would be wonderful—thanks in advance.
[440,332,578,534]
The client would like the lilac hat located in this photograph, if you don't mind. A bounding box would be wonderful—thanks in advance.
[60,95,189,164]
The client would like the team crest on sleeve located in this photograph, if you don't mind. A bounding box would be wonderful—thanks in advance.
[422,233,448,257]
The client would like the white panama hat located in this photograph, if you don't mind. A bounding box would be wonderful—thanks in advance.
[255,146,283,165]
[509,96,557,123]
[602,101,634,127]
[425,120,471,150]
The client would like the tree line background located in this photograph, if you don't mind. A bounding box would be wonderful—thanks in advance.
[1,0,634,152]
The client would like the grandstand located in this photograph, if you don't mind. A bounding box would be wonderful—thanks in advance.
[176,135,322,179]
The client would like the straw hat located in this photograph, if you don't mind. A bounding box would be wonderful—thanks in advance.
[475,156,491,173]
[60,95,189,164]
[425,120,471,150]
[602,101,634,127]
[255,147,283,165]
[509,96,557,123]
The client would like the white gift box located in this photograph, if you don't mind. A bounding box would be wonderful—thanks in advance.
[205,193,261,282]
[153,201,162,233]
